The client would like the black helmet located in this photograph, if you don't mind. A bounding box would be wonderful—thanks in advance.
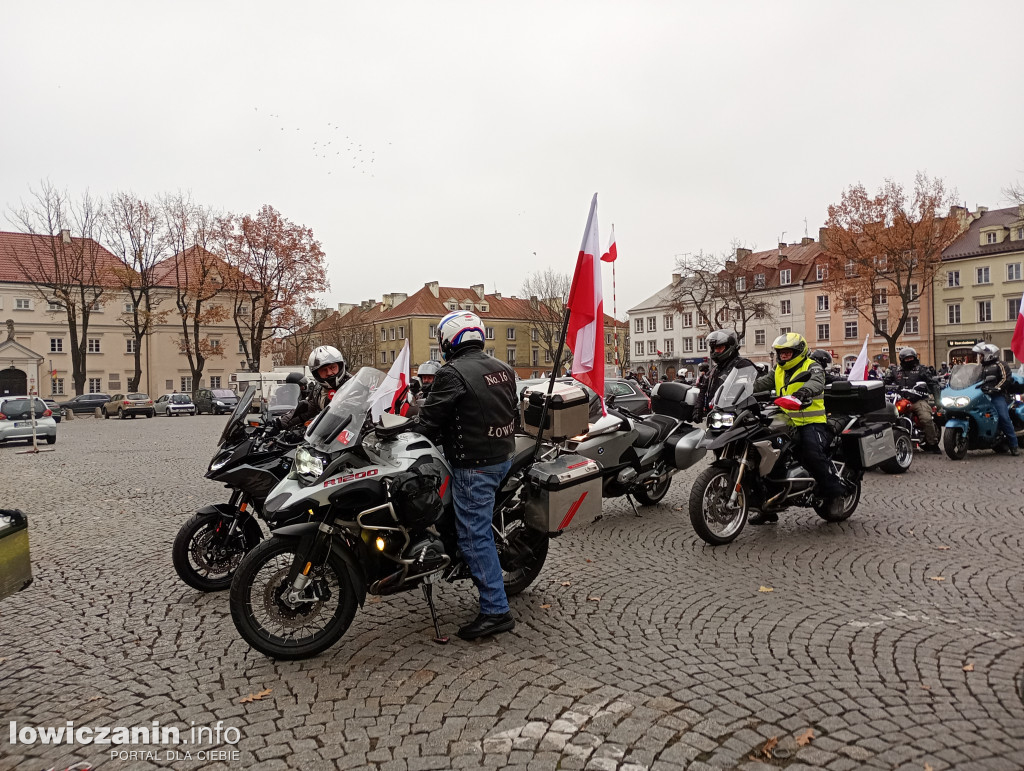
[898,347,918,367]
[698,362,710,373]
[809,349,832,369]
[308,345,347,389]
[706,328,739,366]
[389,469,443,529]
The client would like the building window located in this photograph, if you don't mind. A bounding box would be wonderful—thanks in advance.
[978,300,992,323]
[380,351,387,364]
[1009,297,1022,320]
[754,329,766,346]
[15,298,30,310]
[606,352,613,364]
[1017,227,1024,241]
[735,277,746,291]
[124,302,135,313]
[663,315,674,331]
[873,288,887,305]
[647,317,657,332]
[635,341,644,357]
[683,337,693,353]
[52,377,65,395]
[976,266,990,284]
[779,326,791,336]
[910,283,920,301]
[428,324,437,338]
[816,295,829,312]
[532,348,539,367]
[947,270,960,287]
[844,321,858,339]
[506,327,516,341]
[87,338,101,353]
[986,232,998,244]
[647,340,657,355]
[238,339,246,354]
[50,338,63,352]
[487,348,496,358]
[605,332,611,345]
[874,255,888,271]
[126,339,137,354]
[543,350,550,362]
[479,327,492,340]
[48,300,61,311]
[88,377,102,393]
[817,324,830,341]
[664,339,674,355]
[430,346,440,361]
[682,312,693,327]
[696,337,707,352]
[178,376,191,393]
[755,273,765,289]
[875,318,888,335]
[948,304,961,324]
[1008,263,1022,281]
[779,269,791,286]
[209,339,220,349]
[816,264,827,281]
[845,260,857,278]
[389,327,395,341]
[906,316,919,334]
[89,300,101,312]
[506,347,516,365]
[533,328,540,342]
[236,305,248,316]
[780,299,791,315]
[398,326,405,339]
[843,295,858,310]
[380,328,387,342]
[634,318,643,333]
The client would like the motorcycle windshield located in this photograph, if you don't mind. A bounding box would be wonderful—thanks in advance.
[306,367,388,454]
[714,365,758,411]
[219,385,257,445]
[266,382,301,416]
[948,363,982,390]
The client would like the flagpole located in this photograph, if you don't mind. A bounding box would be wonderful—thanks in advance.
[612,240,619,376]
[533,303,572,460]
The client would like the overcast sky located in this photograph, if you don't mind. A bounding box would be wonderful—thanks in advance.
[3,2,1022,317]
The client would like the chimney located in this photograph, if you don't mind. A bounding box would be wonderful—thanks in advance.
[311,308,329,324]
[470,283,485,300]
[976,205,989,216]
[735,248,752,260]
[60,229,71,244]
[336,302,355,317]
[778,242,787,250]
[530,295,539,310]
[1018,204,1024,220]
[493,292,502,299]
[671,273,681,284]
[725,260,736,271]
[425,281,439,298]
[818,227,828,249]
[801,236,814,246]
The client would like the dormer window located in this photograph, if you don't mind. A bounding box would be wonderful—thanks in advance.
[816,264,828,281]
[754,273,765,289]
[986,231,998,244]
[446,302,457,311]
[477,303,489,313]
[779,269,791,286]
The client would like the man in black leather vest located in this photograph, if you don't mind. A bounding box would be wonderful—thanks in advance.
[416,311,519,640]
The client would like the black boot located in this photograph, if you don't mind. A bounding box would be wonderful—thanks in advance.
[748,511,779,526]
[1011,446,1020,457]
[457,612,515,641]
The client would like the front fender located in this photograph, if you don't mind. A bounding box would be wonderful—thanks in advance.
[943,417,969,432]
[268,521,367,607]
[197,502,237,518]
[197,502,264,550]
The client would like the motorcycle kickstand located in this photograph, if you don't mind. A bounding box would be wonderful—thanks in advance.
[625,491,642,518]
[420,578,450,645]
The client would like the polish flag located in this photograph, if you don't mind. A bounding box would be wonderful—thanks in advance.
[567,194,605,413]
[1011,289,1024,364]
[849,335,871,380]
[601,225,617,262]
[370,339,411,421]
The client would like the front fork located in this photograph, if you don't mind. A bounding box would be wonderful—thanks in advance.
[283,521,335,606]
[727,444,750,506]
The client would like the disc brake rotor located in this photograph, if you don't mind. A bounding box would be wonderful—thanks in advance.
[261,566,330,625]
[191,527,242,574]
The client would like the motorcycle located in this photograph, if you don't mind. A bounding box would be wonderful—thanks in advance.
[172,377,309,591]
[879,384,935,469]
[939,363,1024,459]
[228,368,596,660]
[688,367,894,545]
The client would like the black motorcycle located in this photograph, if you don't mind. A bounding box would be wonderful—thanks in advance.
[688,367,892,545]
[172,378,308,591]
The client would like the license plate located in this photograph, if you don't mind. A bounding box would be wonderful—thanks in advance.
[13,421,34,428]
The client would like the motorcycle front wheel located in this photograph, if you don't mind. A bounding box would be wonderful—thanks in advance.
[879,429,914,474]
[689,466,748,546]
[172,511,257,592]
[943,426,968,460]
[229,537,358,660]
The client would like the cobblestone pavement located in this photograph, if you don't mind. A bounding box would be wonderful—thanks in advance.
[2,415,1023,771]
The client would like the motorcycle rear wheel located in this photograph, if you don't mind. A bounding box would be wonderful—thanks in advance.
[879,429,914,474]
[812,467,861,522]
[172,511,256,592]
[634,464,672,506]
[497,514,549,596]
[943,426,968,460]
[689,466,747,546]
[229,537,358,660]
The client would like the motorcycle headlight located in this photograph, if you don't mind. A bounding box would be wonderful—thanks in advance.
[209,453,231,472]
[708,411,735,429]
[954,396,970,408]
[941,397,954,407]
[294,447,325,479]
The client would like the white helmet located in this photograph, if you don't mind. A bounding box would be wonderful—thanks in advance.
[437,311,485,360]
[972,342,1000,364]
[417,360,442,378]
[308,345,346,389]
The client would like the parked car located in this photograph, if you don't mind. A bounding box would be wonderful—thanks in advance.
[0,396,57,445]
[43,399,65,423]
[153,393,197,417]
[102,393,155,419]
[193,388,239,415]
[605,378,652,415]
[58,393,111,414]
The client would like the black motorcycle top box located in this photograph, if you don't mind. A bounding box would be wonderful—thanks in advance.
[650,381,695,421]
[521,382,591,440]
[824,379,886,415]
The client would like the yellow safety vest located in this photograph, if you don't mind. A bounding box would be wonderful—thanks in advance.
[774,357,827,426]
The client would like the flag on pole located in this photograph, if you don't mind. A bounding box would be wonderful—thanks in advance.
[849,335,871,380]
[601,225,617,262]
[1011,289,1024,364]
[370,339,411,421]
[567,194,605,412]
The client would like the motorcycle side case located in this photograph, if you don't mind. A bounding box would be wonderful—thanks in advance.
[842,425,896,468]
[662,426,707,469]
[525,453,602,534]
[0,510,32,600]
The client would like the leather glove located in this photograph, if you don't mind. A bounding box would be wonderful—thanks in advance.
[792,388,814,407]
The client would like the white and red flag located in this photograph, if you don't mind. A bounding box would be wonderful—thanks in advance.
[849,335,871,380]
[370,339,411,421]
[1011,288,1024,364]
[601,225,617,262]
[567,194,605,413]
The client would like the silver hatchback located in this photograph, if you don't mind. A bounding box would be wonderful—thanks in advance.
[0,396,58,445]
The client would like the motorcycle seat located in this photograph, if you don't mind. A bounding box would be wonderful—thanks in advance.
[632,414,679,448]
[862,404,899,425]
[509,435,538,477]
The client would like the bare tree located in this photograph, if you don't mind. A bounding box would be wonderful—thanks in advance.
[520,268,572,369]
[821,173,964,362]
[322,312,378,371]
[670,249,774,344]
[160,193,229,396]
[104,192,170,391]
[277,305,318,366]
[6,181,109,395]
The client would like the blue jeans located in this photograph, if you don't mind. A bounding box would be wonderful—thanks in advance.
[990,394,1019,449]
[452,460,512,615]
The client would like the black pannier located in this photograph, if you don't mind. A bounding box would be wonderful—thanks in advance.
[650,381,695,421]
[824,380,886,415]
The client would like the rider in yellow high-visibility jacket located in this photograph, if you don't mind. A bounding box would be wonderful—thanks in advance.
[750,332,847,524]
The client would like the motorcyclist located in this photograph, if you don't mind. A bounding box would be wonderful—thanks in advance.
[809,350,843,385]
[273,346,348,432]
[415,311,519,640]
[415,360,442,399]
[974,342,1020,456]
[750,332,848,524]
[884,347,940,453]
[695,329,753,421]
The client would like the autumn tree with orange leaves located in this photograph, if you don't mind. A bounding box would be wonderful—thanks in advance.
[821,174,966,364]
[221,205,328,373]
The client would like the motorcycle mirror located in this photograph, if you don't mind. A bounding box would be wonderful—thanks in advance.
[789,370,813,384]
